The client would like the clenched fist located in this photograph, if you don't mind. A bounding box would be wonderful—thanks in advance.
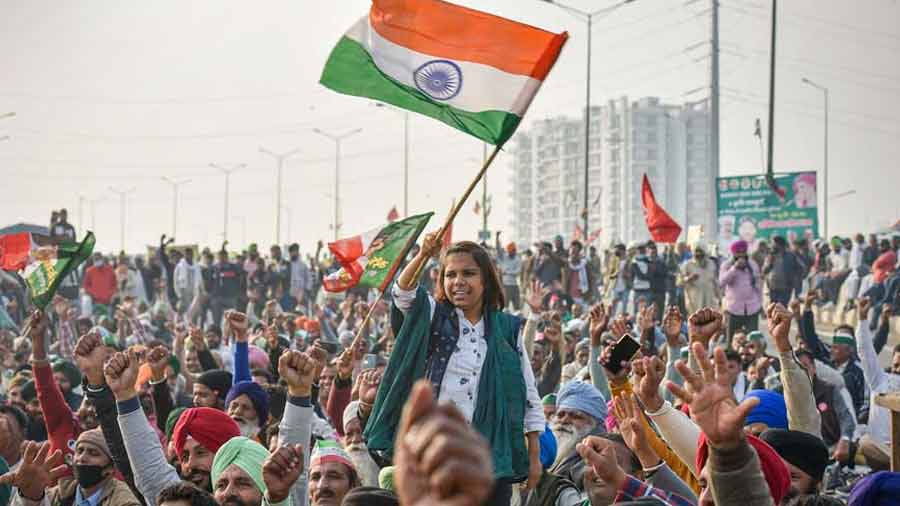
[103,349,140,401]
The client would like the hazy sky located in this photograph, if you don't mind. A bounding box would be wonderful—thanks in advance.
[2,0,898,254]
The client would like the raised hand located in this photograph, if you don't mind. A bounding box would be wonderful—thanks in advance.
[631,356,666,412]
[687,307,723,345]
[188,326,207,351]
[147,345,171,383]
[262,444,305,503]
[526,280,549,314]
[74,330,112,386]
[598,344,631,384]
[27,309,49,360]
[765,303,793,353]
[419,231,443,260]
[278,350,317,397]
[662,305,684,347]
[224,310,249,343]
[308,345,328,384]
[103,349,141,401]
[611,394,657,467]
[576,436,627,491]
[788,298,802,321]
[588,303,611,347]
[857,297,872,322]
[0,441,68,500]
[637,304,656,333]
[396,381,494,506]
[667,342,760,450]
[357,368,383,407]
[351,334,368,362]
[880,303,893,327]
[803,290,818,311]
[608,316,629,341]
[336,348,354,381]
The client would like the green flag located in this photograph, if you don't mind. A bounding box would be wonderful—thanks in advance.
[323,213,433,293]
[23,232,95,308]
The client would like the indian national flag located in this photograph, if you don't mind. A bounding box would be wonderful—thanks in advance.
[323,212,432,292]
[320,0,568,146]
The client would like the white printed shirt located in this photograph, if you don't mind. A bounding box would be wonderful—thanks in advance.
[393,283,545,433]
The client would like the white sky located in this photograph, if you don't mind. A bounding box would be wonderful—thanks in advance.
[2,0,899,254]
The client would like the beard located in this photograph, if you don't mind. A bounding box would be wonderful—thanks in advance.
[221,495,252,506]
[346,443,380,487]
[235,419,261,439]
[181,468,212,492]
[551,422,594,470]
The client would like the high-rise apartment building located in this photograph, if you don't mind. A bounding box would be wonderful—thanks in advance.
[509,96,714,248]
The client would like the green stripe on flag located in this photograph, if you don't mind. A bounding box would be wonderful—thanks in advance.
[320,36,521,146]
[25,232,96,308]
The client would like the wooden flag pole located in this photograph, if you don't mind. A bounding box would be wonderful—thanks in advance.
[411,143,503,282]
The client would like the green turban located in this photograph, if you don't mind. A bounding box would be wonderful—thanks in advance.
[541,394,557,407]
[165,407,187,441]
[211,436,269,496]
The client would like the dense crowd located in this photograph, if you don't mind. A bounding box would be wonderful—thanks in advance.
[0,209,898,506]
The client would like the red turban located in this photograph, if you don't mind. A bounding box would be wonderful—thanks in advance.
[696,433,790,505]
[172,407,241,458]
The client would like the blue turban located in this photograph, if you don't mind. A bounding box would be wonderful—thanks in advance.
[225,381,270,427]
[556,381,607,425]
[849,471,900,506]
[744,389,788,430]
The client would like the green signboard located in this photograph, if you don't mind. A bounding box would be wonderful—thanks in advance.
[716,171,818,255]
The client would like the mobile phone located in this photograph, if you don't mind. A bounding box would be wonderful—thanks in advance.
[605,333,641,374]
[362,353,378,370]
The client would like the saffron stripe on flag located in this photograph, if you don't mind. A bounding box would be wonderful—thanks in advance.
[370,0,567,79]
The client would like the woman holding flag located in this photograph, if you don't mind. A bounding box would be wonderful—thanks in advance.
[363,231,544,504]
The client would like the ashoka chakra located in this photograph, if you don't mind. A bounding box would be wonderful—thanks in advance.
[413,60,463,101]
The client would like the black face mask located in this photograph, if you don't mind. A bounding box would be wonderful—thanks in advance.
[74,464,107,489]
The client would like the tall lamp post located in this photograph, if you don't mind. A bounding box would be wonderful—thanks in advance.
[161,177,191,239]
[539,0,636,241]
[801,77,829,238]
[259,147,302,246]
[374,103,410,217]
[108,187,136,252]
[210,163,246,243]
[312,128,363,240]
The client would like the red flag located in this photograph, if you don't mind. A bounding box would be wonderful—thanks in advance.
[641,174,682,243]
[573,224,584,242]
[588,228,603,244]
[441,200,454,249]
[386,206,399,222]
[0,232,32,272]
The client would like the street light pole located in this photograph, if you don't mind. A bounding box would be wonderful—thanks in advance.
[161,177,191,239]
[108,187,136,252]
[539,0,636,241]
[313,128,363,240]
[374,103,411,217]
[281,205,293,241]
[90,196,106,232]
[801,77,829,238]
[210,163,246,243]
[260,147,302,246]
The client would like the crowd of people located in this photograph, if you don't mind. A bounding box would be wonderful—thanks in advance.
[0,209,898,506]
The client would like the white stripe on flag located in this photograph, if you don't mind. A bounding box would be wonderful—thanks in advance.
[345,17,541,116]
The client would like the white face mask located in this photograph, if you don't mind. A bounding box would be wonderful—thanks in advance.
[94,260,104,267]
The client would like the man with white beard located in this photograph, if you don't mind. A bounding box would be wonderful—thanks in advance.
[225,381,270,440]
[340,401,381,487]
[523,381,608,506]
